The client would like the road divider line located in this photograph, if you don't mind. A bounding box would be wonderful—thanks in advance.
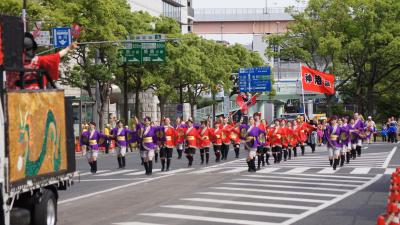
[74,170,109,177]
[382,147,397,168]
[224,182,350,192]
[189,167,225,174]
[79,178,147,182]
[180,198,312,210]
[125,169,161,176]
[139,213,280,225]
[280,174,383,225]
[317,168,339,174]
[196,192,327,203]
[59,174,174,205]
[113,223,164,225]
[211,187,337,197]
[282,167,311,174]
[162,204,297,218]
[257,168,281,173]
[220,168,248,174]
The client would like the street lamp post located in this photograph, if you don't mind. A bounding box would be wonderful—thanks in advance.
[22,0,27,32]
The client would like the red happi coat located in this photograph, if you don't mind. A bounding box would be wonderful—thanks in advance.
[199,127,213,148]
[185,126,201,149]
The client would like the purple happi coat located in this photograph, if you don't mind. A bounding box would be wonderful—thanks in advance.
[340,123,350,145]
[128,124,142,147]
[324,124,342,148]
[354,119,365,140]
[81,129,105,150]
[111,127,129,147]
[140,125,157,151]
[240,124,264,150]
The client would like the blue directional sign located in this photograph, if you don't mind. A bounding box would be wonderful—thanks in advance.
[52,27,72,48]
[239,67,272,92]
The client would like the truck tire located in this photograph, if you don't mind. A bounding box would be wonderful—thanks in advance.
[10,207,30,225]
[33,190,57,225]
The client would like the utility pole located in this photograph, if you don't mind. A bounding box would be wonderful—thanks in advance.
[22,0,27,32]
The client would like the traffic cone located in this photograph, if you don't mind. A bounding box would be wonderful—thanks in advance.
[377,215,386,225]
[75,140,81,153]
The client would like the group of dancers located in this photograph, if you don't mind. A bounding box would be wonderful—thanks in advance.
[80,112,372,175]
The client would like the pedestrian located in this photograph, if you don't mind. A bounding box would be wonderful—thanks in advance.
[307,120,318,154]
[140,117,157,175]
[104,124,111,154]
[110,120,130,169]
[81,122,106,174]
[241,116,264,172]
[261,119,271,164]
[381,124,388,142]
[280,120,290,161]
[199,120,213,165]
[160,118,176,171]
[230,119,242,159]
[353,113,365,156]
[317,121,324,146]
[185,118,200,167]
[340,116,351,164]
[254,113,267,168]
[324,116,341,170]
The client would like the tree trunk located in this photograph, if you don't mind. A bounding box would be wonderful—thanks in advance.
[123,65,129,123]
[212,92,216,126]
[366,82,375,117]
[325,94,333,117]
[159,96,166,123]
[179,85,184,119]
[135,72,142,118]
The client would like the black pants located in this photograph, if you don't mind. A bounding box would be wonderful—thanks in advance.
[272,146,282,163]
[382,135,387,142]
[221,143,230,160]
[200,147,210,164]
[214,145,222,162]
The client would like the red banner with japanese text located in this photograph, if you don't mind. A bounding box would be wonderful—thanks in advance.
[301,65,335,95]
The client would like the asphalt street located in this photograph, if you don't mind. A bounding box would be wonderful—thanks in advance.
[58,142,399,225]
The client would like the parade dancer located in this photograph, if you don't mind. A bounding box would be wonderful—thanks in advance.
[297,116,309,156]
[81,122,106,174]
[280,120,289,161]
[262,119,271,165]
[290,120,299,157]
[199,120,213,164]
[185,118,200,167]
[254,113,266,169]
[353,113,365,157]
[270,119,284,163]
[160,118,175,171]
[325,116,342,170]
[175,118,187,159]
[212,121,223,162]
[221,117,232,160]
[340,117,351,165]
[241,117,264,172]
[110,120,130,169]
[349,118,358,160]
[140,117,157,175]
[128,117,141,160]
[230,120,241,159]
[365,116,376,144]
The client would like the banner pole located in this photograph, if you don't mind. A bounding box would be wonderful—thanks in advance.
[300,63,307,120]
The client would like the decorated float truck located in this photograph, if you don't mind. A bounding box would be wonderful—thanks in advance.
[0,16,75,225]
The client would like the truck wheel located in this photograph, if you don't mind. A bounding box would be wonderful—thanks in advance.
[33,190,57,225]
[10,207,30,225]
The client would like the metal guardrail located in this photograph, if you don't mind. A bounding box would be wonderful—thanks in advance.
[195,100,241,120]
[195,7,305,16]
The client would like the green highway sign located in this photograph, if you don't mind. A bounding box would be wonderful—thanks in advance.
[119,42,165,63]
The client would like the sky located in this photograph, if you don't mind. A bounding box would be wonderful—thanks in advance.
[193,0,308,44]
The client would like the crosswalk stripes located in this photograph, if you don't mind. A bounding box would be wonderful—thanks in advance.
[350,167,371,174]
[95,169,137,176]
[220,167,248,173]
[127,172,379,225]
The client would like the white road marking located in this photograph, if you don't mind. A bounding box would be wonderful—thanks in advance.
[283,167,311,174]
[125,169,161,176]
[317,168,339,174]
[211,187,337,197]
[385,168,396,174]
[258,168,281,173]
[258,172,372,180]
[113,223,164,225]
[95,169,136,176]
[139,213,280,225]
[189,167,225,174]
[350,167,371,174]
[162,205,297,218]
[382,147,397,168]
[240,175,366,183]
[79,178,147,182]
[280,174,382,225]
[59,174,174,205]
[74,170,109,177]
[227,179,358,187]
[197,192,327,203]
[224,182,351,192]
[162,168,193,175]
[181,198,313,210]
[220,167,248,173]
